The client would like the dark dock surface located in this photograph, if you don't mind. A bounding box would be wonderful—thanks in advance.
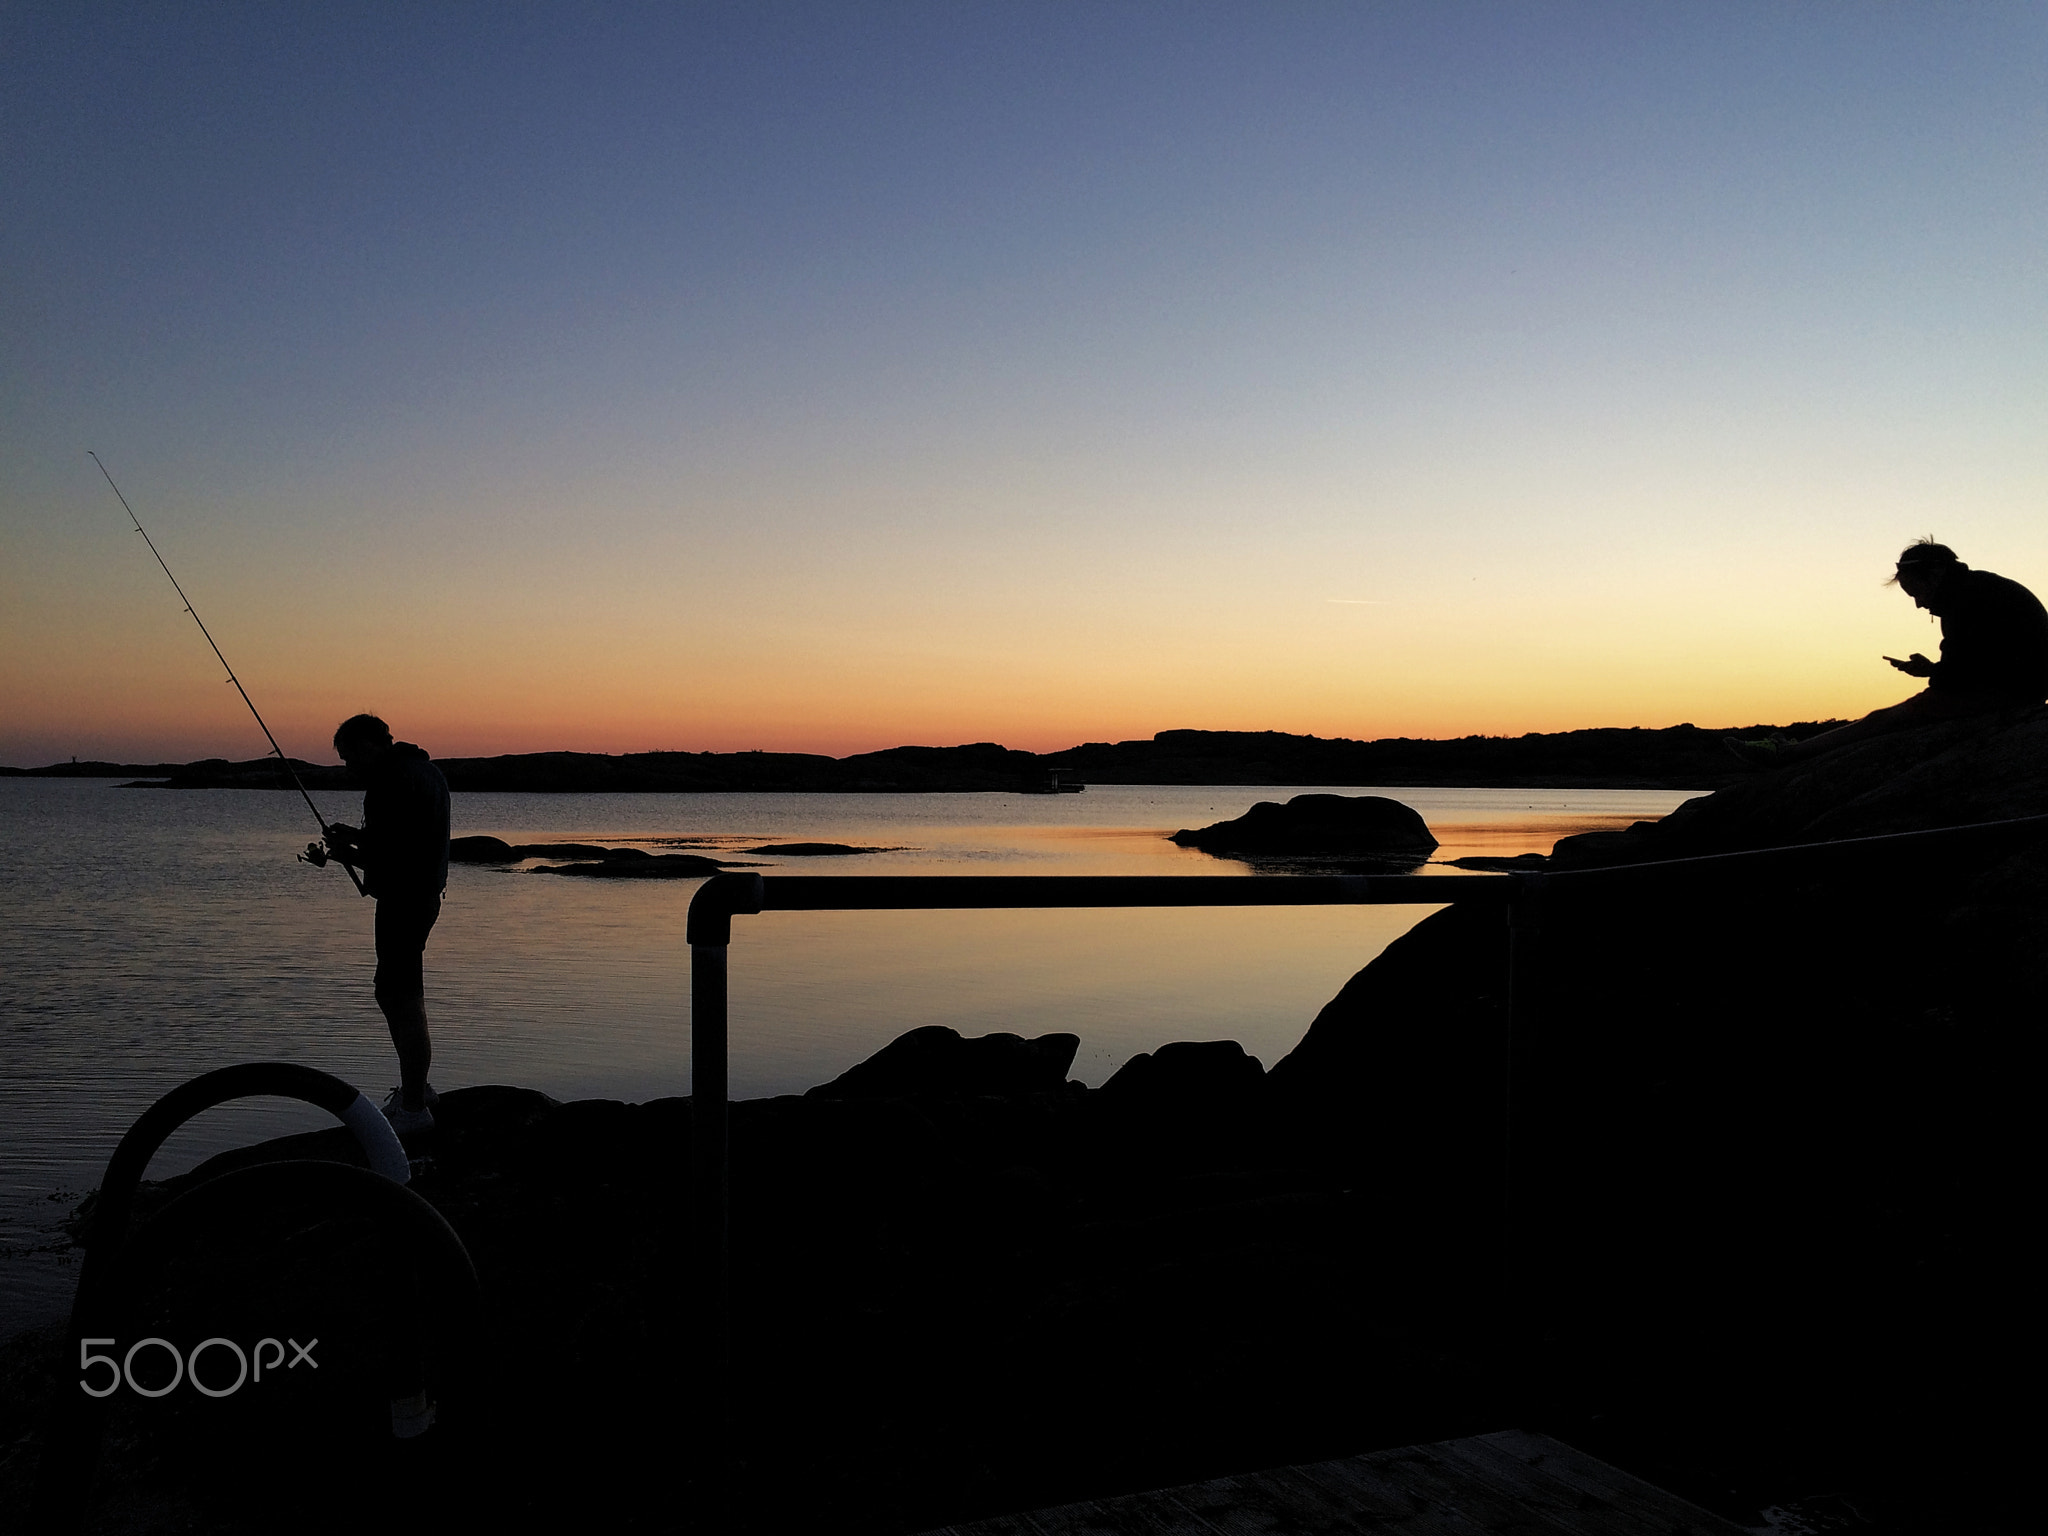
[918,1429,1748,1536]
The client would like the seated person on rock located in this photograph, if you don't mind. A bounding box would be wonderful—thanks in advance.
[1729,540,2048,768]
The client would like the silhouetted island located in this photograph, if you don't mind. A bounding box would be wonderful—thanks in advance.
[6,721,1842,793]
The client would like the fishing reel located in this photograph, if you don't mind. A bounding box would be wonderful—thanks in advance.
[299,839,368,895]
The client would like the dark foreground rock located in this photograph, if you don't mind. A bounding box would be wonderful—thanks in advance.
[1172,793,1438,864]
[1544,702,2048,868]
[1099,1039,1264,1107]
[1266,706,2045,1535]
[805,1025,1079,1098]
[3,1058,1483,1536]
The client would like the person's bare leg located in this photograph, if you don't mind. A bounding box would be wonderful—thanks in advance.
[378,994,432,1111]
[1779,690,1965,763]
[1778,701,1912,762]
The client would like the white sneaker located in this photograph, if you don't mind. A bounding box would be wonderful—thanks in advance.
[380,1087,436,1134]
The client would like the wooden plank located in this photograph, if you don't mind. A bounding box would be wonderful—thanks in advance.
[1024,1487,1222,1536]
[1386,1438,1617,1535]
[1427,1435,1655,1536]
[1420,1442,1656,1536]
[1294,1443,1572,1536]
[1438,1432,1748,1536]
[1285,1451,1517,1536]
[919,1515,1049,1536]
[1167,1457,1452,1535]
[1464,1432,1745,1534]
[920,1431,1749,1536]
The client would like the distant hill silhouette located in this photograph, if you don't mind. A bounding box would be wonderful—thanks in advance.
[5,722,1840,792]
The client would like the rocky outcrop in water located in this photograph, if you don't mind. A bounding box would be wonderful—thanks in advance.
[532,851,732,878]
[447,837,740,876]
[745,842,897,856]
[1171,793,1437,863]
[449,836,618,862]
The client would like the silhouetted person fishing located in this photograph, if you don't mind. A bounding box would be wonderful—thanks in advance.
[310,714,451,1132]
[1729,540,2048,768]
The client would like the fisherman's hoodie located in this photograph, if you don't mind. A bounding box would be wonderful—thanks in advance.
[359,742,450,900]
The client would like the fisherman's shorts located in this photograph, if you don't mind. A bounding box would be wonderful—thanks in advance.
[373,894,442,1002]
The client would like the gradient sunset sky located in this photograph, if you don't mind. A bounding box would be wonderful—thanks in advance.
[4,4,2043,765]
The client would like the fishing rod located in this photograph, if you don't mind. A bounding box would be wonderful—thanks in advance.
[90,452,367,896]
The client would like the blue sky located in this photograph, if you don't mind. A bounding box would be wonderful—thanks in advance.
[4,3,2043,762]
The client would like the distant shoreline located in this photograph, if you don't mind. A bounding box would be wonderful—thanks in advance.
[2,722,1835,793]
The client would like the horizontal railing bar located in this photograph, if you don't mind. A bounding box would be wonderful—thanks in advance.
[1538,811,2048,890]
[687,814,2048,938]
[753,872,1506,913]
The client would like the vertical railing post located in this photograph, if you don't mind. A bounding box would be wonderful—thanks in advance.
[1504,872,1547,1410]
[687,873,762,1532]
[689,934,729,1526]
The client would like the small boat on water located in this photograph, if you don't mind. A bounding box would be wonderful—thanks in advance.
[1018,772,1086,794]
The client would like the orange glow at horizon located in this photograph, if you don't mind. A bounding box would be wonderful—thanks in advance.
[5,511,1995,767]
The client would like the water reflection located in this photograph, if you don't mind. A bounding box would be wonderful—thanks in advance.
[0,778,1694,1334]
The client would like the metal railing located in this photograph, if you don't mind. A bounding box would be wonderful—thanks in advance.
[685,876,1513,1372]
[681,812,2048,1515]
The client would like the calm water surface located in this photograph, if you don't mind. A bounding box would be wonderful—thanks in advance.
[0,777,1694,1334]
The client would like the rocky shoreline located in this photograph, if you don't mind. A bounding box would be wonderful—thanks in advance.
[3,708,2041,1533]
